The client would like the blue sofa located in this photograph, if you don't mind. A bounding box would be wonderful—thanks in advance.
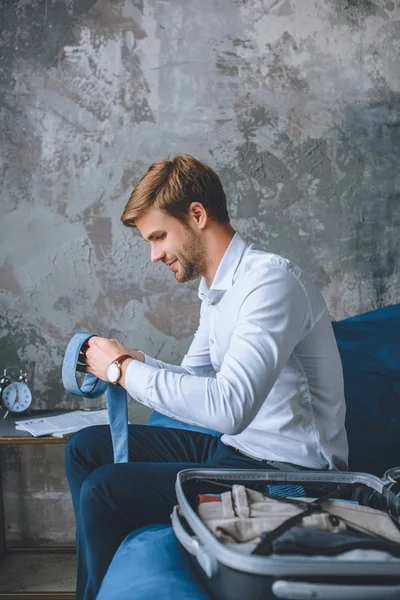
[97,305,400,600]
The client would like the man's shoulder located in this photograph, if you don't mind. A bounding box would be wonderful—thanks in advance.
[235,246,327,316]
[238,245,303,281]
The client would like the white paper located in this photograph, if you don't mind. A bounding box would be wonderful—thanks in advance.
[15,409,110,437]
[51,430,79,438]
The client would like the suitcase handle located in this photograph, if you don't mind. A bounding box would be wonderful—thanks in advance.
[272,580,400,599]
[171,505,219,578]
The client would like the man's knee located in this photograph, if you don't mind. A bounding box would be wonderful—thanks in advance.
[79,466,107,505]
[78,464,134,529]
[79,462,177,527]
[65,425,113,477]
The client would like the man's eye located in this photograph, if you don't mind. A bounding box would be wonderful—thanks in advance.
[157,234,166,240]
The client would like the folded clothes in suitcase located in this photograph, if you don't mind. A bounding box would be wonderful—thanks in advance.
[172,468,400,600]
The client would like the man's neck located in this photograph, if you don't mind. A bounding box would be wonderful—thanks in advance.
[203,225,236,288]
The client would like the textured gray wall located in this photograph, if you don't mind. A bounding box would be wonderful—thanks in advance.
[0,0,399,544]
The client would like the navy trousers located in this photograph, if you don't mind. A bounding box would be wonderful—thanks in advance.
[65,424,270,600]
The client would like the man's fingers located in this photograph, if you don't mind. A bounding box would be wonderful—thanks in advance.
[78,350,87,364]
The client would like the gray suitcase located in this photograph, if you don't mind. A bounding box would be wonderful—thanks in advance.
[172,468,400,600]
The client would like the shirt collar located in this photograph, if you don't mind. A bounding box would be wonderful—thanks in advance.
[198,232,249,302]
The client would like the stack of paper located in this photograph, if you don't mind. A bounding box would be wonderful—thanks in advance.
[15,409,110,438]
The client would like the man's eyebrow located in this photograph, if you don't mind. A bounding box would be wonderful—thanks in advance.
[146,230,166,241]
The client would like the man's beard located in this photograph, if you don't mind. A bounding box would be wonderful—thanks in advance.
[174,227,208,283]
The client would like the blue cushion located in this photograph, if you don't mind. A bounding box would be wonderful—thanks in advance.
[97,524,209,600]
[146,409,220,436]
[332,304,400,476]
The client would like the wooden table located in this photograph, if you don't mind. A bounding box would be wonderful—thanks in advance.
[0,412,75,600]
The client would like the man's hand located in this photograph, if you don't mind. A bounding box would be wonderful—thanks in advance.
[77,337,144,382]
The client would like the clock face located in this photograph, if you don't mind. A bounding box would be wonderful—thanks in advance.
[2,382,32,412]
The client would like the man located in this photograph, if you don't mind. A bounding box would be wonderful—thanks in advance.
[65,153,348,600]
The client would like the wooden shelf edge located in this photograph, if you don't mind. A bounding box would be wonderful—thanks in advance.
[0,594,75,599]
[7,546,75,554]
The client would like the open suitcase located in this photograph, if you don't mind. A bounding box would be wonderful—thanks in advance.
[172,468,400,600]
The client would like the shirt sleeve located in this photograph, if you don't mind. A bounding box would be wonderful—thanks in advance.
[125,265,311,435]
[140,299,216,377]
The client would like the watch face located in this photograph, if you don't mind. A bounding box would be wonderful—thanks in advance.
[2,382,32,412]
[106,362,120,384]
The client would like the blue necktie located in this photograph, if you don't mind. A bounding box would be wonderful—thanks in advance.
[62,333,128,463]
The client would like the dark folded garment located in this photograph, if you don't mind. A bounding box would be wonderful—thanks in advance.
[272,527,400,557]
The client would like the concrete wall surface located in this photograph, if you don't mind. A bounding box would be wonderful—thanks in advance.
[0,0,399,543]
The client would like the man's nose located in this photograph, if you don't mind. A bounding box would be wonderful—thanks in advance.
[150,246,165,263]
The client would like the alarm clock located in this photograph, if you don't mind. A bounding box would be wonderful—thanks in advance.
[0,367,33,418]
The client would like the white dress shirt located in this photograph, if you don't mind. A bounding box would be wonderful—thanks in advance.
[125,232,348,470]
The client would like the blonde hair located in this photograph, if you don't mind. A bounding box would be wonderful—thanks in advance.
[121,153,229,227]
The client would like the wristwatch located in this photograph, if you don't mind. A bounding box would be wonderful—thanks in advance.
[106,354,133,385]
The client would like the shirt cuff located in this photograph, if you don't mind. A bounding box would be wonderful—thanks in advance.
[124,358,155,406]
[142,353,160,368]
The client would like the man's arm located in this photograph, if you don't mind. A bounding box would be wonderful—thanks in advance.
[123,266,311,435]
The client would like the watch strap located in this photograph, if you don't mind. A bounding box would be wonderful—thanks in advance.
[113,354,133,368]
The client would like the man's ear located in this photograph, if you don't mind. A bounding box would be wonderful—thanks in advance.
[188,202,208,230]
